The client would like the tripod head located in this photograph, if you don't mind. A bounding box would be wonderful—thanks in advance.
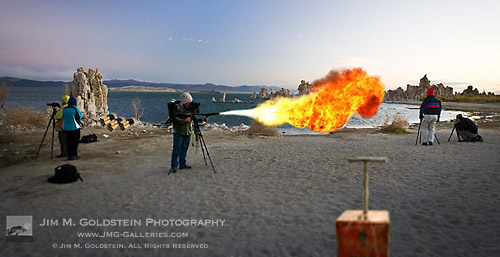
[47,102,61,108]
[47,102,60,116]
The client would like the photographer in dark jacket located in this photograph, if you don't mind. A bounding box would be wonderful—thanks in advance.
[419,88,441,145]
[455,114,483,142]
[168,92,207,174]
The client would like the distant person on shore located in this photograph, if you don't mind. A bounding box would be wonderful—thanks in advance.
[169,92,205,174]
[419,88,442,145]
[63,97,83,160]
[54,95,70,158]
[454,114,483,142]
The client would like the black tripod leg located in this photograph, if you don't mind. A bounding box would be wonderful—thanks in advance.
[36,115,54,158]
[198,131,216,173]
[415,119,422,145]
[434,133,440,145]
[199,140,207,166]
[194,125,208,166]
[50,118,55,160]
[448,127,454,141]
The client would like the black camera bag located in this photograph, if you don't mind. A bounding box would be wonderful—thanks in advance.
[48,164,83,184]
[166,100,181,126]
[80,134,98,143]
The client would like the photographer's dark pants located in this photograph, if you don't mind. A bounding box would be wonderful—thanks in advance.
[171,133,191,168]
[58,131,67,156]
[65,129,80,158]
[457,129,477,141]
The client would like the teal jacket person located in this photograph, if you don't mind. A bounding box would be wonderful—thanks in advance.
[63,97,82,160]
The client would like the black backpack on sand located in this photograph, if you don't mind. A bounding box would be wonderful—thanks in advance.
[80,134,98,143]
[165,100,181,126]
[48,164,83,184]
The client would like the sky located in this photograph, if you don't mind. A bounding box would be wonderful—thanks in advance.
[1,0,499,93]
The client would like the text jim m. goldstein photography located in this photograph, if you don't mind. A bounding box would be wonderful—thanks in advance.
[40,218,226,227]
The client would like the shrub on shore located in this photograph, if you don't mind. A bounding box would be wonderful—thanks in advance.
[379,113,411,134]
[244,120,279,137]
[131,97,144,120]
[1,107,49,129]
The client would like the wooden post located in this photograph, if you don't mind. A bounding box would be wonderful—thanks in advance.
[336,157,389,257]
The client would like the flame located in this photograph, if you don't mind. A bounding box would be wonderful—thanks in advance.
[221,68,385,133]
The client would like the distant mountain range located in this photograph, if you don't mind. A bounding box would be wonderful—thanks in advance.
[0,77,288,93]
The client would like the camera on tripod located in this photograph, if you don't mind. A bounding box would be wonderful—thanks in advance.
[186,102,201,117]
[36,102,62,159]
[47,102,61,108]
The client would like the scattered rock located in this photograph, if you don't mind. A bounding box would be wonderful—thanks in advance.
[204,123,250,132]
[251,82,297,99]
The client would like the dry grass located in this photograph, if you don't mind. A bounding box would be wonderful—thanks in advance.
[379,113,411,134]
[244,120,280,137]
[0,82,48,129]
[2,107,49,129]
[439,94,500,103]
[390,113,409,128]
[131,97,144,120]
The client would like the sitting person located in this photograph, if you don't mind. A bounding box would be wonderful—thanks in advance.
[454,114,483,142]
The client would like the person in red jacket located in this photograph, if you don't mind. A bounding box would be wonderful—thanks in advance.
[419,88,441,145]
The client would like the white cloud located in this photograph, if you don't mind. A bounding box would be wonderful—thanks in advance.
[178,37,208,43]
[0,64,74,81]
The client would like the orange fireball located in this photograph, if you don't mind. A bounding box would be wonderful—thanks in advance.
[222,68,385,133]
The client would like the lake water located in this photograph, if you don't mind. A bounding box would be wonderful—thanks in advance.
[4,89,463,134]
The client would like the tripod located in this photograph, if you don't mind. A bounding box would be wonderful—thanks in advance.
[447,126,463,142]
[416,118,441,145]
[415,119,422,145]
[192,120,216,174]
[36,106,58,159]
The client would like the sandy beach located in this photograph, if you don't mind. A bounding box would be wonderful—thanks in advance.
[1,102,499,256]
